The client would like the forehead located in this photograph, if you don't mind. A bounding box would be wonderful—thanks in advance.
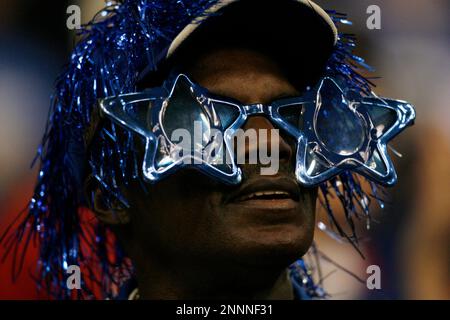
[180,47,300,104]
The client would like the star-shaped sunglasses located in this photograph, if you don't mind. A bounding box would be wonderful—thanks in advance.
[99,74,415,187]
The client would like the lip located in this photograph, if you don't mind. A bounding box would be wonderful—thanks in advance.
[224,177,301,210]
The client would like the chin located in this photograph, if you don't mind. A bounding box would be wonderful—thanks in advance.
[226,223,314,268]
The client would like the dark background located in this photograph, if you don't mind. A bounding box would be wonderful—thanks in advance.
[0,0,449,299]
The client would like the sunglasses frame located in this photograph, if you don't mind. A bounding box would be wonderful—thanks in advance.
[99,73,415,187]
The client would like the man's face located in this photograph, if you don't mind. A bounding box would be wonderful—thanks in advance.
[124,47,318,271]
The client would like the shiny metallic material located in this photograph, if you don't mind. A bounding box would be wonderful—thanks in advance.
[100,74,415,187]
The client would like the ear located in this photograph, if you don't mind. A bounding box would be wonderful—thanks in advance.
[84,175,130,225]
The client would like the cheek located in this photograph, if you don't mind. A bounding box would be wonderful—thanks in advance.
[126,173,225,257]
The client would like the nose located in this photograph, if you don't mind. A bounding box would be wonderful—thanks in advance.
[238,115,293,165]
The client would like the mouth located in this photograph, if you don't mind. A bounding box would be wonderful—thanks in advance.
[225,177,301,209]
[234,190,294,202]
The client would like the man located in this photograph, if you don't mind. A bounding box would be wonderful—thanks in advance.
[2,0,414,299]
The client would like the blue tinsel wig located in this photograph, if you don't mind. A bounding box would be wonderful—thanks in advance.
[1,0,378,299]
